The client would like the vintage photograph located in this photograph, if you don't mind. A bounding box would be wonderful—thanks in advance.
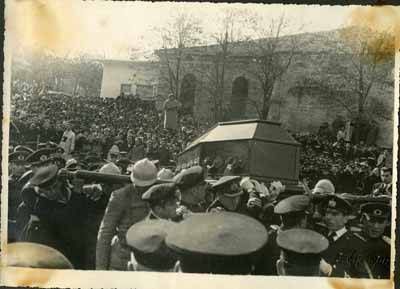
[2,0,397,282]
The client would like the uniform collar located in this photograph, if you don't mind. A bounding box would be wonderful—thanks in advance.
[331,226,347,241]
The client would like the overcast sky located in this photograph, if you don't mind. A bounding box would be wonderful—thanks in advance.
[7,1,358,60]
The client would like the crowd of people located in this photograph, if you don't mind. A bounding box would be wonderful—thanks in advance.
[10,80,210,165]
[6,79,393,279]
[295,132,392,195]
[7,155,392,278]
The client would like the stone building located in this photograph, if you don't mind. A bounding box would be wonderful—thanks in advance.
[155,28,394,148]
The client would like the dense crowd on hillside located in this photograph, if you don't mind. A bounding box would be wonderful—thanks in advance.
[10,79,391,191]
[10,80,210,166]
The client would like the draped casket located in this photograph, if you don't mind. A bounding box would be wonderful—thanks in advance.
[177,119,301,185]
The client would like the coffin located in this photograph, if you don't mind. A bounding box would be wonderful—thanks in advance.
[177,119,301,185]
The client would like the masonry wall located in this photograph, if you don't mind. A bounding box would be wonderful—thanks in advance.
[269,52,394,148]
[157,51,394,148]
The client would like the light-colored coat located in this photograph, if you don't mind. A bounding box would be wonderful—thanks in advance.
[96,184,150,270]
[59,130,75,157]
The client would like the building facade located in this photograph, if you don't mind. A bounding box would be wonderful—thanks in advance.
[155,28,394,148]
[98,29,394,147]
[100,59,159,100]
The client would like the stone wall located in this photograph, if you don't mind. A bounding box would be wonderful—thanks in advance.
[157,48,394,148]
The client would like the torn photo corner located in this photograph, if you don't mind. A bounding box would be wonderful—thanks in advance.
[1,0,398,288]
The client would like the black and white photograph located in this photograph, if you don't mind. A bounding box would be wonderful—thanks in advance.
[1,0,398,286]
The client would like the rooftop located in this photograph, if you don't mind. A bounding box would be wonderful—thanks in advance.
[155,26,380,58]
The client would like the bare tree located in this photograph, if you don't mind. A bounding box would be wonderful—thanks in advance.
[199,8,252,121]
[315,27,394,119]
[246,14,300,120]
[70,55,103,97]
[156,12,202,99]
[19,51,103,97]
[295,27,395,143]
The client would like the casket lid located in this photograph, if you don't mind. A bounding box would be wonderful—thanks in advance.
[185,119,299,151]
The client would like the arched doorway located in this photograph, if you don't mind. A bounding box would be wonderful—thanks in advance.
[180,74,196,115]
[231,76,248,120]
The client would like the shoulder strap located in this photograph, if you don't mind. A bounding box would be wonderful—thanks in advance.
[349,226,362,233]
[353,232,367,242]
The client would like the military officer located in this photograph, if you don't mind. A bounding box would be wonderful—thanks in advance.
[18,164,88,269]
[274,194,311,230]
[24,148,52,169]
[166,212,268,274]
[9,150,30,190]
[207,176,248,213]
[276,228,329,276]
[355,202,391,279]
[173,166,211,212]
[9,151,30,178]
[126,220,178,272]
[25,148,66,171]
[254,194,311,275]
[310,179,335,232]
[142,183,182,221]
[8,151,31,242]
[319,194,365,278]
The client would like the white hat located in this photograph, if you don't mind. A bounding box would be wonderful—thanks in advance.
[109,145,120,155]
[99,162,121,175]
[130,158,158,187]
[157,168,174,181]
[312,179,335,194]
